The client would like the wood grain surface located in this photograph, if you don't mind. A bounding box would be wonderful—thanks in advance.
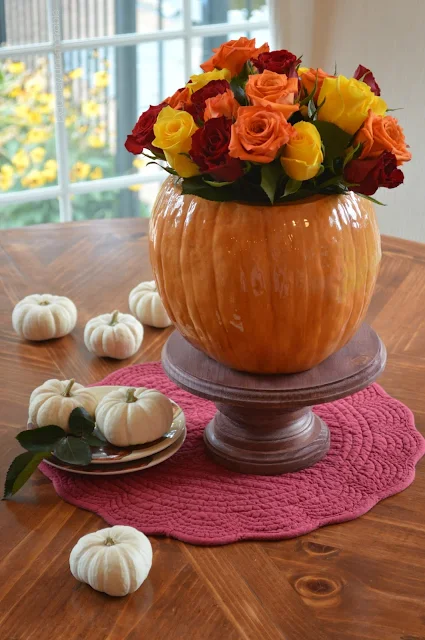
[0,219,424,640]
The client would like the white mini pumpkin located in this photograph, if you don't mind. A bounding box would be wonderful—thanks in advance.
[84,310,143,359]
[12,293,77,341]
[69,525,152,597]
[29,378,97,429]
[96,387,173,446]
[129,281,172,328]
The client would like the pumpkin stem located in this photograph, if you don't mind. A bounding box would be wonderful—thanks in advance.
[39,300,50,306]
[104,537,115,546]
[62,379,75,397]
[109,310,120,326]
[126,388,137,403]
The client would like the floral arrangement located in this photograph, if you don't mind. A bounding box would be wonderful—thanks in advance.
[125,37,411,205]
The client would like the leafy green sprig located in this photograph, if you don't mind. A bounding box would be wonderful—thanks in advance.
[3,407,106,499]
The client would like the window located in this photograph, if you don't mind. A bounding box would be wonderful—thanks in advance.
[0,0,270,228]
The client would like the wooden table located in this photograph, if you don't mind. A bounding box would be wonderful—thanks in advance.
[0,219,424,640]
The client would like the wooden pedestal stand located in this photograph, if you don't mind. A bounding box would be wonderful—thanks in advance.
[162,324,386,475]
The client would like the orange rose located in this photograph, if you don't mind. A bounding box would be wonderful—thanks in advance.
[204,89,240,121]
[355,111,411,166]
[166,86,191,110]
[201,37,269,76]
[298,67,335,101]
[229,105,295,163]
[245,71,299,118]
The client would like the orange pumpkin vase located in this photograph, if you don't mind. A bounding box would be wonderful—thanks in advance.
[149,177,381,374]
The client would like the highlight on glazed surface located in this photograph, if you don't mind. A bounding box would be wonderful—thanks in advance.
[149,177,381,374]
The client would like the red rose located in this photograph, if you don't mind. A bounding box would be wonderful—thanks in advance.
[253,49,300,76]
[185,80,230,121]
[344,151,404,196]
[190,116,244,182]
[353,64,381,96]
[125,102,166,154]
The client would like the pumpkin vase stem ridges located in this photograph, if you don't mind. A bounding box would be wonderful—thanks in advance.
[149,177,381,375]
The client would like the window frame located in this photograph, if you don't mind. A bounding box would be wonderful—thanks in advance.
[0,0,270,223]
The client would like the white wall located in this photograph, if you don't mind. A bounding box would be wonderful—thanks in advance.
[272,0,424,242]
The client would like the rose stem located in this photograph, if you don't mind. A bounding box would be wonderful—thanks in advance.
[62,379,75,397]
[126,388,137,403]
[109,310,120,326]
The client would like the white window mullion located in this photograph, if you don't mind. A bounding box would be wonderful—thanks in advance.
[47,0,72,222]
[184,0,193,79]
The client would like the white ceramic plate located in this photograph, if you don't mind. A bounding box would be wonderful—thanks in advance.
[28,385,185,465]
[44,428,186,476]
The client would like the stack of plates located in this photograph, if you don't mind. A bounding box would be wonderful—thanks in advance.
[30,385,186,476]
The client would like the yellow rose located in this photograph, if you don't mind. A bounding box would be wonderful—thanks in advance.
[187,68,231,95]
[153,106,199,178]
[317,75,387,135]
[281,122,323,181]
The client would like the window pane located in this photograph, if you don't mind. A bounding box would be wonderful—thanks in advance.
[65,43,184,193]
[0,55,57,194]
[70,181,164,221]
[0,198,60,229]
[191,0,268,26]
[61,0,183,39]
[1,0,49,46]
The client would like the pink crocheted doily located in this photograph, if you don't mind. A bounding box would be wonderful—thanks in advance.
[41,363,425,545]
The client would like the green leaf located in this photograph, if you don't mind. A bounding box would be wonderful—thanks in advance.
[343,142,362,168]
[68,407,95,438]
[53,436,92,466]
[3,451,51,499]
[313,121,352,163]
[230,78,248,106]
[17,425,66,452]
[307,99,315,120]
[83,433,107,447]
[203,179,235,188]
[146,161,177,175]
[260,162,283,203]
[299,70,318,106]
[358,193,386,206]
[284,178,303,197]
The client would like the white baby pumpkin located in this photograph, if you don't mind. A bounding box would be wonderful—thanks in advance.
[29,378,97,430]
[96,387,173,446]
[69,525,152,597]
[129,281,172,328]
[12,293,77,341]
[84,310,143,359]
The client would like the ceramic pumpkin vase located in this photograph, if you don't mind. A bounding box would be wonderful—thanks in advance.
[149,177,381,374]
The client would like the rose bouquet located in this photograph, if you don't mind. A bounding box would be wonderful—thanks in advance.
[125,37,411,205]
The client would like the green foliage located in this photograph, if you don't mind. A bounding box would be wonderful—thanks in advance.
[312,121,353,164]
[3,452,51,499]
[3,407,103,499]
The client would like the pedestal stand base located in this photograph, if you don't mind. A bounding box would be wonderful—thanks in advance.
[162,325,386,475]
